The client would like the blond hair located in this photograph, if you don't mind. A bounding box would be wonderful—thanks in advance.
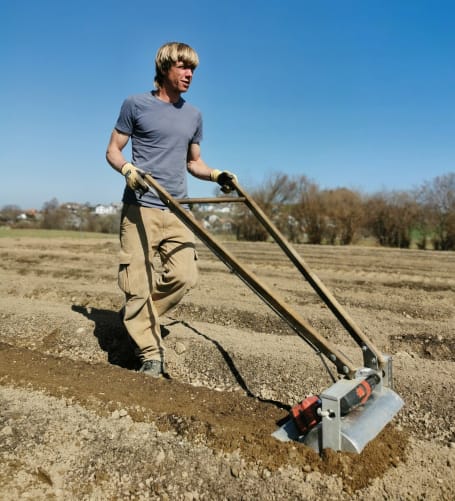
[154,42,199,88]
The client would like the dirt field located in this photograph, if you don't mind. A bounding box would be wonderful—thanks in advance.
[0,233,454,500]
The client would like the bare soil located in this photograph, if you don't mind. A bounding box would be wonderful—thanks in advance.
[0,235,454,500]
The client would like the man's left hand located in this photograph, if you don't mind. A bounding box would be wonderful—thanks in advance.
[210,169,238,193]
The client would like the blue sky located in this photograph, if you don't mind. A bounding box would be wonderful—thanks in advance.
[1,0,454,209]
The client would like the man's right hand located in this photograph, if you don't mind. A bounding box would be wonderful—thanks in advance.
[121,163,149,195]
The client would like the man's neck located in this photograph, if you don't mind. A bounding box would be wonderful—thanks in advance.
[154,87,181,104]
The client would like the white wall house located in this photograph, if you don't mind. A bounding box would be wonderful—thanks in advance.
[94,204,118,215]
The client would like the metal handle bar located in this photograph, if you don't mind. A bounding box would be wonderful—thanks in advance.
[144,173,360,377]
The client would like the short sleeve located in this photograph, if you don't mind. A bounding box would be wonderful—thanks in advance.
[114,96,135,135]
[191,112,203,144]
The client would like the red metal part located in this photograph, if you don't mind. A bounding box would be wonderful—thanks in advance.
[290,396,322,435]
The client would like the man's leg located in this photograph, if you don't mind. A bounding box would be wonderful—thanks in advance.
[118,205,164,364]
[152,210,198,317]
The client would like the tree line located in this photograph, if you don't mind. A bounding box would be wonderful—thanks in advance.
[231,172,455,250]
[1,172,454,250]
[0,199,120,235]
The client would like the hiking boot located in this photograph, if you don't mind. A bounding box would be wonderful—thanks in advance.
[138,360,163,377]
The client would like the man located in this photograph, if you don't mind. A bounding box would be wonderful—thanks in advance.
[106,41,237,377]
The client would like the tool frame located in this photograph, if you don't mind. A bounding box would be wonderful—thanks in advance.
[143,173,389,381]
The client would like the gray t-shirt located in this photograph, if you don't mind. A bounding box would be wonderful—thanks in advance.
[115,91,203,208]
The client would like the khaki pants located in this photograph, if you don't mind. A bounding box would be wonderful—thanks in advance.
[118,204,198,363]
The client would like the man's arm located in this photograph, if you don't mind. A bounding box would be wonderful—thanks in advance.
[186,143,214,180]
[187,143,238,193]
[106,129,131,173]
[106,129,149,194]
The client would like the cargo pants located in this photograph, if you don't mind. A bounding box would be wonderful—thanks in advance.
[118,204,198,363]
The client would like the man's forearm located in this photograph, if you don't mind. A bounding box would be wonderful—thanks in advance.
[106,129,131,173]
[187,158,214,181]
[106,149,129,173]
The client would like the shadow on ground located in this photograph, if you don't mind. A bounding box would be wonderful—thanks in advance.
[166,316,290,411]
[72,305,140,370]
[72,304,288,411]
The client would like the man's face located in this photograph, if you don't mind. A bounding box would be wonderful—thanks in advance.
[165,61,194,93]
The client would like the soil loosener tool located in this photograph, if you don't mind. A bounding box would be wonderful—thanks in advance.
[142,172,404,454]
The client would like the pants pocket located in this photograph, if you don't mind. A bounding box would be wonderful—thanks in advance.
[118,250,133,294]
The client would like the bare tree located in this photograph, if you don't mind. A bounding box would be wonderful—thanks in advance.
[235,173,305,242]
[40,198,67,230]
[0,205,22,224]
[322,188,365,245]
[364,191,420,248]
[295,180,326,244]
[417,173,455,250]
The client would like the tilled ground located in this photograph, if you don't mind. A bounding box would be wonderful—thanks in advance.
[0,234,454,500]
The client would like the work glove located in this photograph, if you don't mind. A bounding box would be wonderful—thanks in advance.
[121,162,149,196]
[210,169,238,194]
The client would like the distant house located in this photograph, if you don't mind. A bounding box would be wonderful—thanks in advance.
[197,204,215,213]
[63,203,83,212]
[16,209,39,222]
[202,213,234,232]
[25,209,38,218]
[93,204,119,215]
